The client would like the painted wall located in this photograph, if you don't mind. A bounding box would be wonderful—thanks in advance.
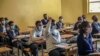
[61,0,83,24]
[83,0,100,22]
[0,0,61,31]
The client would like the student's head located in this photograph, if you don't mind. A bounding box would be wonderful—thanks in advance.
[8,21,14,26]
[0,17,3,25]
[92,15,98,22]
[59,16,63,22]
[43,14,47,19]
[8,21,15,30]
[77,16,83,23]
[79,21,92,34]
[35,20,43,30]
[82,15,86,21]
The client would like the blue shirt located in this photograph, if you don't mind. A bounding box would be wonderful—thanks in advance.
[77,33,94,55]
[92,22,100,34]
[56,21,64,29]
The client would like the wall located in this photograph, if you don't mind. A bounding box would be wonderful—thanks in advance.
[61,0,83,24]
[0,0,61,31]
[83,0,100,22]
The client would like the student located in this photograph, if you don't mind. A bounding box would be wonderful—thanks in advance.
[41,14,49,27]
[82,15,87,21]
[22,20,46,56]
[73,16,83,30]
[6,21,22,55]
[56,16,64,29]
[30,20,46,49]
[0,17,8,46]
[45,17,65,56]
[77,21,94,56]
[91,15,100,35]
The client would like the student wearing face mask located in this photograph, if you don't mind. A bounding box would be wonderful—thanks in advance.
[91,15,100,35]
[77,21,94,56]
[56,16,64,29]
[45,17,65,56]
[73,16,83,31]
[20,21,46,56]
[6,21,22,55]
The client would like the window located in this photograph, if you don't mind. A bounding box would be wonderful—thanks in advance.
[88,0,100,13]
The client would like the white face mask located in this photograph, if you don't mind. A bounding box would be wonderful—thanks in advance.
[51,25,56,30]
[11,25,15,30]
[2,21,6,25]
[37,26,43,31]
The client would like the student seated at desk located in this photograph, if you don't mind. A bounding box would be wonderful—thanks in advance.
[41,14,49,28]
[30,20,46,49]
[45,17,65,56]
[56,16,64,29]
[6,21,21,55]
[91,15,100,35]
[22,20,46,56]
[77,21,94,56]
[73,16,83,31]
[0,17,9,46]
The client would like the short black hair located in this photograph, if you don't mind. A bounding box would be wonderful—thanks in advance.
[78,16,82,21]
[43,14,47,17]
[35,21,41,26]
[92,15,98,22]
[79,21,90,33]
[8,21,14,25]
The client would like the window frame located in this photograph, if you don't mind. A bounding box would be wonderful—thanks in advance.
[88,0,100,13]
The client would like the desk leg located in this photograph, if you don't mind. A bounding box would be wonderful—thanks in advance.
[41,44,44,56]
[65,49,70,56]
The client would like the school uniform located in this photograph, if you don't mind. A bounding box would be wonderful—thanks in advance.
[0,24,8,46]
[56,21,64,29]
[92,22,100,35]
[77,33,94,56]
[45,21,65,56]
[73,22,81,30]
[23,26,45,56]
[41,19,48,27]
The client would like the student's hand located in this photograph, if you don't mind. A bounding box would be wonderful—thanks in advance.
[48,17,52,21]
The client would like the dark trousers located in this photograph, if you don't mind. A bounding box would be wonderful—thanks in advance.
[22,43,38,56]
[8,38,38,56]
[49,48,65,56]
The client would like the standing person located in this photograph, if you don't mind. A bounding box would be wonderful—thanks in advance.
[77,21,94,56]
[56,16,64,29]
[41,14,49,28]
[45,17,65,56]
[73,16,83,31]
[91,15,100,35]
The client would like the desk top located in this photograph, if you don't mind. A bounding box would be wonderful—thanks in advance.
[94,33,100,36]
[15,34,30,39]
[55,43,77,50]
[0,47,12,53]
[61,34,74,39]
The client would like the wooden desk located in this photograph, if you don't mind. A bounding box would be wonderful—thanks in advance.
[55,43,77,56]
[89,52,100,56]
[93,33,100,38]
[15,34,30,40]
[59,26,73,32]
[61,34,74,39]
[0,47,12,56]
